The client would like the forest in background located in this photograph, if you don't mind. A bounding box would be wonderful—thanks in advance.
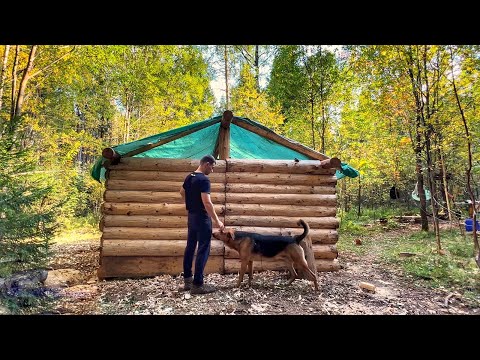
[1,45,480,274]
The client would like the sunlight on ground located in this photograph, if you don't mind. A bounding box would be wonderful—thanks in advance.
[52,228,100,245]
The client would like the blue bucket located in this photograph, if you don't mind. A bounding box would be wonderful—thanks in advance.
[465,218,480,232]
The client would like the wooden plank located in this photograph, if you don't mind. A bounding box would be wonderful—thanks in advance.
[102,239,224,257]
[226,172,336,185]
[98,255,224,278]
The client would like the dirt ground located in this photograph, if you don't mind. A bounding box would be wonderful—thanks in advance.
[39,226,479,315]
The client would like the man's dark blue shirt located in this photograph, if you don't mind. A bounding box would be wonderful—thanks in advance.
[182,172,211,214]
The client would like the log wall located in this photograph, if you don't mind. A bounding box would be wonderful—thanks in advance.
[98,158,340,278]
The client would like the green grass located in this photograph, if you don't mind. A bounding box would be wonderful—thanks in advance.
[337,209,480,306]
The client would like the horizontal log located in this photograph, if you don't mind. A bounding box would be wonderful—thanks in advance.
[226,172,336,185]
[227,227,338,244]
[106,179,225,192]
[226,193,337,206]
[224,244,337,259]
[98,256,224,278]
[102,227,190,240]
[104,191,225,204]
[225,216,339,229]
[225,183,336,194]
[226,159,335,175]
[104,215,188,228]
[108,158,227,172]
[107,170,225,183]
[102,226,338,244]
[224,258,339,273]
[224,203,336,217]
[102,202,224,216]
[102,239,224,256]
[312,244,338,259]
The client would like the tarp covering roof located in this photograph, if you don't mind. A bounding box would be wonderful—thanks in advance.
[91,114,358,182]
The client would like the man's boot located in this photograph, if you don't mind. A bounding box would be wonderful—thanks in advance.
[179,277,193,291]
[190,283,216,294]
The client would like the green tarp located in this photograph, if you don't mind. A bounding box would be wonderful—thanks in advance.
[90,115,358,182]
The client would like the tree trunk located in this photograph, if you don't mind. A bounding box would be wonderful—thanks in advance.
[9,45,19,123]
[224,45,229,109]
[450,46,480,267]
[254,45,260,90]
[14,45,37,119]
[0,45,10,114]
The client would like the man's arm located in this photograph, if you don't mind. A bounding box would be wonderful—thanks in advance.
[180,186,185,201]
[201,192,224,230]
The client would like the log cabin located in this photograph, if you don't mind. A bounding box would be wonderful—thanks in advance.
[92,111,345,279]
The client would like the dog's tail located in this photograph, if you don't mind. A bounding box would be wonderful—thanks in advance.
[294,219,310,243]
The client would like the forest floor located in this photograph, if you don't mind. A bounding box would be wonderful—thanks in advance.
[22,224,480,315]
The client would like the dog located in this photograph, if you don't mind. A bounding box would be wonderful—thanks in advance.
[212,219,319,291]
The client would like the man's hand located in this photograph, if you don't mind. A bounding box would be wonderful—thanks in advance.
[215,220,225,231]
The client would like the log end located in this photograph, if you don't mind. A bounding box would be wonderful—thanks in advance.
[102,147,121,165]
[221,110,233,128]
[320,157,342,169]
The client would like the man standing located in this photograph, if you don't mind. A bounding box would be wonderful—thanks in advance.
[180,154,225,294]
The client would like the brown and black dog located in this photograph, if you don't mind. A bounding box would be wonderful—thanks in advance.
[212,219,319,291]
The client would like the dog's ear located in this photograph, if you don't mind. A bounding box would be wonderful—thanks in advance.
[227,229,235,240]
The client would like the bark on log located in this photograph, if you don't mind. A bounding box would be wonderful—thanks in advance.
[108,170,225,183]
[226,159,336,174]
[226,172,337,185]
[226,193,337,206]
[107,158,227,172]
[102,202,224,216]
[225,183,336,194]
[102,148,121,164]
[224,203,336,217]
[102,227,191,240]
[224,216,339,229]
[105,179,225,192]
[319,158,342,169]
[98,256,224,278]
[102,239,224,256]
[216,111,231,159]
[312,244,338,259]
[104,215,188,228]
[104,190,225,204]
[224,258,339,273]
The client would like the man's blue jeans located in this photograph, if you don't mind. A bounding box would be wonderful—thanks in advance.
[183,212,212,286]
